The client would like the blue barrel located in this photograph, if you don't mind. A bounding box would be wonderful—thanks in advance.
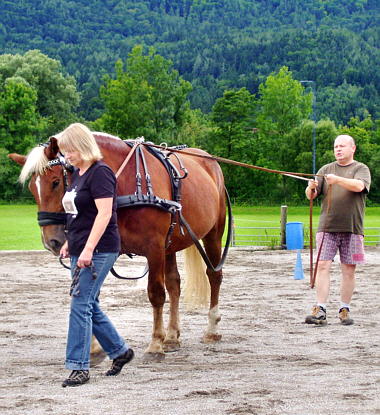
[286,222,304,250]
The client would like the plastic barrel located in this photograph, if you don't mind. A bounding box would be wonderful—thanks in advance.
[286,222,304,250]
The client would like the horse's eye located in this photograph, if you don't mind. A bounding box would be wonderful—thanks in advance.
[52,180,60,189]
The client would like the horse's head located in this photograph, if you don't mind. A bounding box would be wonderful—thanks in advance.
[8,136,71,256]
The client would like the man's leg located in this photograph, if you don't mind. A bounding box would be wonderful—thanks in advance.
[338,263,356,325]
[340,263,356,304]
[305,232,337,325]
[337,232,363,326]
[305,260,332,325]
[315,260,333,304]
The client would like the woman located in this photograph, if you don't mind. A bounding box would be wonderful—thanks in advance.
[58,123,134,387]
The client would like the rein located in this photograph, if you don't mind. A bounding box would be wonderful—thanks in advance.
[115,139,142,179]
[142,142,323,181]
[309,194,314,287]
[41,140,323,286]
[143,143,324,287]
[309,184,332,288]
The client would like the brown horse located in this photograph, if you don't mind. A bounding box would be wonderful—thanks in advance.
[9,132,228,360]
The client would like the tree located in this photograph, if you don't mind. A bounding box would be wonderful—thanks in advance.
[0,50,80,137]
[0,50,79,201]
[252,67,313,201]
[0,77,45,200]
[317,83,373,125]
[339,116,380,202]
[96,45,192,142]
[175,108,213,148]
[256,67,312,139]
[207,87,258,201]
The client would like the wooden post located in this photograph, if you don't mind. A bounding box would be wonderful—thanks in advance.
[280,205,287,249]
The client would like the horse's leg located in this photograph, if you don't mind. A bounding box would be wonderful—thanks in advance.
[163,253,181,352]
[202,229,223,343]
[90,335,107,367]
[144,251,167,361]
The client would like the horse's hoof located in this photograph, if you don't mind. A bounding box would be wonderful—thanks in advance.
[90,350,107,367]
[202,333,222,343]
[163,340,181,353]
[142,352,165,363]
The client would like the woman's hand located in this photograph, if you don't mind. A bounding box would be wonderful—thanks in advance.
[78,197,113,268]
[77,247,94,268]
[60,241,69,259]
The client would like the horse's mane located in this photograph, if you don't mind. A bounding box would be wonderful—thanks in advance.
[19,132,125,184]
[19,146,48,184]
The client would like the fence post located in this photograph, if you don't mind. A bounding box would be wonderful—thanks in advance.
[280,205,287,249]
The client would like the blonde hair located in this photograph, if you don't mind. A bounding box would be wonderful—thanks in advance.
[56,123,102,162]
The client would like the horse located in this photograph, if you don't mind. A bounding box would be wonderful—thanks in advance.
[8,132,228,361]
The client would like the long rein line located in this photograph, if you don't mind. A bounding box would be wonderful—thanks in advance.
[142,142,323,181]
[142,142,320,288]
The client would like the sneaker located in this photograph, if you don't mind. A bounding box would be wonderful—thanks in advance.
[105,348,134,376]
[62,370,90,387]
[339,307,354,325]
[305,305,327,325]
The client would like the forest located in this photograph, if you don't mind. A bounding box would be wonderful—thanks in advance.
[0,0,379,204]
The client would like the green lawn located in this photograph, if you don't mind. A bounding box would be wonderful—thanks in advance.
[231,205,380,247]
[0,205,379,250]
[0,205,42,250]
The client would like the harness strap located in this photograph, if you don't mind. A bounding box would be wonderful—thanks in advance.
[115,141,140,179]
[178,187,233,273]
[117,194,181,213]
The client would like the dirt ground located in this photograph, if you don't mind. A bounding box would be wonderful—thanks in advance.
[0,247,379,415]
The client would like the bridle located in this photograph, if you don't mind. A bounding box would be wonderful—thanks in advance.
[37,154,73,227]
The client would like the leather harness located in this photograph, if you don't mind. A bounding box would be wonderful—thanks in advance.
[41,140,233,278]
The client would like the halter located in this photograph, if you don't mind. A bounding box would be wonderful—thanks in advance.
[37,154,73,227]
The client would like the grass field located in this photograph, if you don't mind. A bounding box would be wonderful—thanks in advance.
[0,205,379,250]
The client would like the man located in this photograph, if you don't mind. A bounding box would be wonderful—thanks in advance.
[305,134,371,326]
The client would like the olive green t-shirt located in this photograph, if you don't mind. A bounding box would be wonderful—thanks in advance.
[316,161,371,235]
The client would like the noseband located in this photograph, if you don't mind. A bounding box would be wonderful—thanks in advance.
[37,155,73,227]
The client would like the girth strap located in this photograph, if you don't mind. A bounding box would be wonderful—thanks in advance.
[117,194,181,214]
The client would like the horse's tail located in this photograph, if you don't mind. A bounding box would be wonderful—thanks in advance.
[183,244,210,310]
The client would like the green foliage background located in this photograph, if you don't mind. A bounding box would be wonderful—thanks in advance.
[1,0,378,120]
[0,0,379,204]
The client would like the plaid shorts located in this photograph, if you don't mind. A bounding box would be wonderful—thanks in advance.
[316,232,365,264]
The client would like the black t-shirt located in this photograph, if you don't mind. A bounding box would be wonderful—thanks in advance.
[62,160,121,256]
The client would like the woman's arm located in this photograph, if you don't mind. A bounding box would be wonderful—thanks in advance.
[77,197,113,267]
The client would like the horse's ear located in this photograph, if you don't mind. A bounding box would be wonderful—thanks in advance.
[45,136,60,159]
[8,153,26,166]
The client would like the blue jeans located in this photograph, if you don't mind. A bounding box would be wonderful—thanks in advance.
[66,252,128,370]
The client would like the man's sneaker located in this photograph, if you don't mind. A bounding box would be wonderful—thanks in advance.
[339,307,354,325]
[62,370,90,387]
[305,305,327,325]
[105,348,134,376]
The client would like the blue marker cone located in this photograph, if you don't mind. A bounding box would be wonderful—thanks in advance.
[294,249,304,280]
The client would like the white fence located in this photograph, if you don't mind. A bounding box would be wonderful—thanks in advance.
[231,206,380,248]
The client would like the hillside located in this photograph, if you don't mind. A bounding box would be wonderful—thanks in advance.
[1,0,380,122]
